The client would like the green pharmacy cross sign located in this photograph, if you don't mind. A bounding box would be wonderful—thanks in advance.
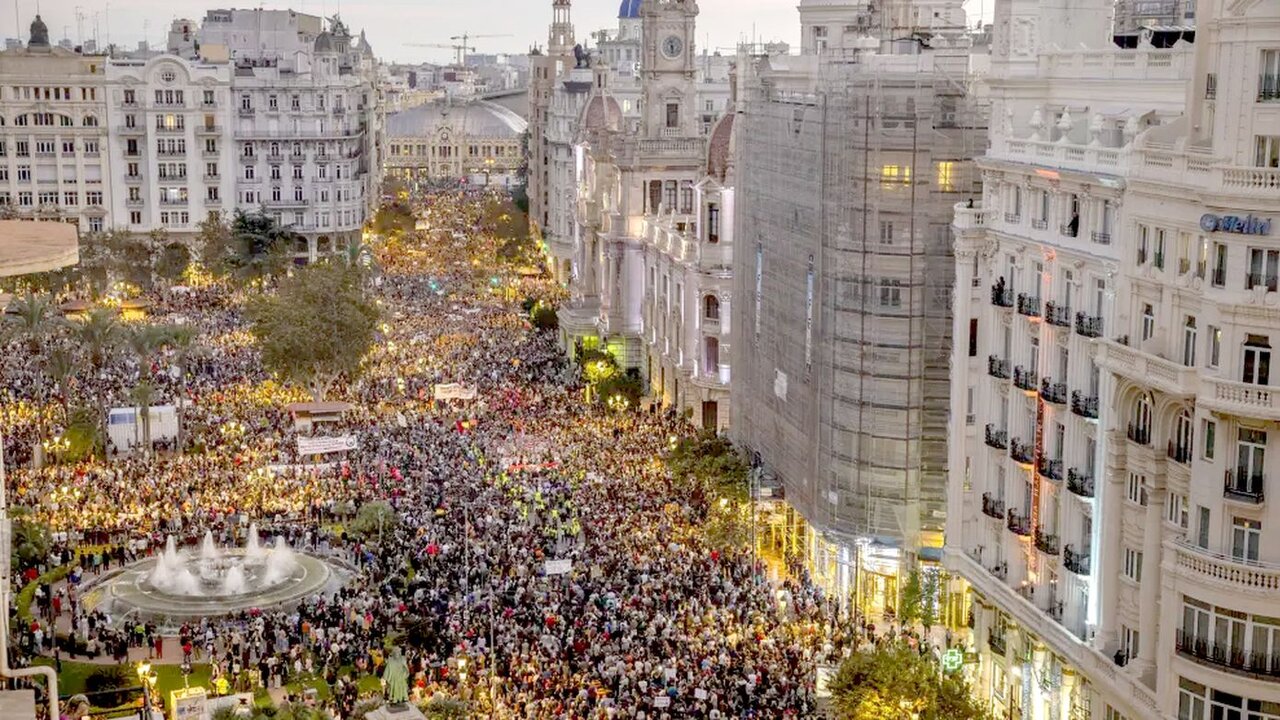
[941,647,964,673]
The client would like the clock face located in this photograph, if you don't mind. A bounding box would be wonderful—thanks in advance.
[661,35,683,59]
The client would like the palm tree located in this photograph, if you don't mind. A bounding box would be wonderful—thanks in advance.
[164,324,197,453]
[74,307,123,369]
[126,325,172,455]
[43,346,81,419]
[128,379,158,454]
[5,292,63,354]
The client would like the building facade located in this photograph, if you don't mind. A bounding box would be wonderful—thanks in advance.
[730,0,984,612]
[0,16,110,233]
[105,50,235,238]
[384,100,526,188]
[944,0,1280,718]
[198,9,381,258]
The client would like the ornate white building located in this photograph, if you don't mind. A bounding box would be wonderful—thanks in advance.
[384,100,526,189]
[105,44,235,238]
[0,16,110,233]
[198,9,382,259]
[946,0,1280,717]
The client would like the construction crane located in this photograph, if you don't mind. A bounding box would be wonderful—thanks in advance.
[449,33,514,64]
[404,42,471,65]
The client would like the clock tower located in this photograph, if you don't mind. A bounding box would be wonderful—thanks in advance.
[640,0,699,138]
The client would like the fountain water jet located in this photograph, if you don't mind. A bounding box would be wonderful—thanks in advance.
[143,530,302,598]
[245,524,265,562]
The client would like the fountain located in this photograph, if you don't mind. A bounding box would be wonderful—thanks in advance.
[102,524,347,624]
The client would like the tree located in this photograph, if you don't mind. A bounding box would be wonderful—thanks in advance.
[5,292,64,354]
[372,201,415,238]
[347,501,398,540]
[165,324,197,453]
[43,346,80,418]
[530,305,558,331]
[206,210,297,284]
[899,568,924,627]
[155,242,193,284]
[74,307,123,369]
[668,429,750,503]
[424,696,469,720]
[125,324,173,454]
[83,664,136,710]
[8,508,51,574]
[830,643,990,720]
[129,379,159,454]
[247,262,380,402]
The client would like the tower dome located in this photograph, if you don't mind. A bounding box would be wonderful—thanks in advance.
[618,0,642,19]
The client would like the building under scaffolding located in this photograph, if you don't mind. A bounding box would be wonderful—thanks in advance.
[731,35,987,614]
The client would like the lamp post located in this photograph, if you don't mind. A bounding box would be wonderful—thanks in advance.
[137,661,157,720]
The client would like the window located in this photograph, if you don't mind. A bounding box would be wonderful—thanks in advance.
[1127,473,1149,506]
[1248,248,1279,291]
[1183,316,1197,367]
[1138,225,1150,265]
[1262,49,1280,101]
[1235,428,1267,497]
[1141,303,1155,341]
[1167,492,1188,529]
[1123,548,1143,582]
[1212,242,1227,286]
[936,161,955,192]
[1197,506,1210,548]
[1207,325,1221,368]
[881,164,911,185]
[679,181,693,214]
[1154,229,1166,269]
[879,221,894,245]
[968,318,978,357]
[879,278,902,307]
[16,165,30,181]
[707,203,720,243]
[703,295,720,321]
[1203,419,1216,460]
[268,94,278,111]
[665,102,679,129]
[207,187,219,201]
[1105,706,1127,720]
[1233,517,1262,563]
[129,211,141,225]
[240,94,252,111]
[1121,625,1140,660]
[203,90,215,105]
[244,166,255,180]
[1243,335,1271,385]
[1259,135,1280,167]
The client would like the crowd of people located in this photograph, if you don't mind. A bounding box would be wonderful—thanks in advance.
[2,188,865,718]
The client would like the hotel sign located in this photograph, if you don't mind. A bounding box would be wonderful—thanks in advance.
[1201,213,1272,235]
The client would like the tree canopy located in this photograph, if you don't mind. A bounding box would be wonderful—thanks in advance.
[830,643,990,720]
[202,210,298,284]
[247,262,381,402]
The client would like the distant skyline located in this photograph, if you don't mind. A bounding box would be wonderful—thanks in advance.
[12,0,988,65]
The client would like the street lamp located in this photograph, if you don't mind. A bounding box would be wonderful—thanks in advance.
[137,661,158,720]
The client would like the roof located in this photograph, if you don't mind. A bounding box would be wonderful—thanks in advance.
[385,100,527,139]
[581,94,622,133]
[0,220,79,278]
[706,110,736,181]
[619,0,643,18]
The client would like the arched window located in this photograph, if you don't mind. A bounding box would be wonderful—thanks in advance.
[82,115,99,127]
[703,294,720,321]
[704,336,720,375]
[1171,410,1193,463]
[1129,394,1152,445]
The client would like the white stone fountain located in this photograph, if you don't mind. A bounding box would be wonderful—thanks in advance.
[148,524,301,598]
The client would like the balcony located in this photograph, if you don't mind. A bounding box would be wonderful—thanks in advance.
[1091,231,1112,245]
[1035,528,1060,555]
[1044,301,1071,327]
[1004,212,1022,225]
[1127,422,1152,446]
[1167,440,1192,465]
[988,630,1007,656]
[1075,312,1103,338]
[988,355,1011,380]
[1224,468,1265,504]
[953,202,987,231]
[981,492,1006,520]
[196,125,221,135]
[155,124,186,135]
[1176,630,1280,679]
[1246,273,1279,292]
[1064,545,1091,575]
[1171,539,1280,594]
[1007,509,1032,536]
[1061,222,1079,238]
[158,197,190,207]
[983,420,1003,448]
[1071,391,1099,419]
[1041,379,1068,405]
[239,106,256,116]
[1031,218,1048,230]
[1037,457,1064,482]
[1013,366,1037,392]
[988,561,1008,581]
[1199,378,1280,421]
[991,283,1014,308]
[1097,338,1198,396]
[156,174,188,184]
[118,125,145,136]
[1010,438,1035,464]
[1016,293,1042,318]
[1067,469,1095,499]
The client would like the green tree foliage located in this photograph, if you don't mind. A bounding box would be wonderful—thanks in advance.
[668,429,749,502]
[597,371,643,409]
[372,201,416,238]
[5,292,64,354]
[347,501,398,539]
[530,305,558,331]
[83,665,136,710]
[9,508,51,573]
[63,405,106,461]
[247,262,380,402]
[155,242,193,284]
[74,307,123,369]
[205,210,297,284]
[424,695,469,719]
[831,643,991,720]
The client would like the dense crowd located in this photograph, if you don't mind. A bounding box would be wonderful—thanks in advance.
[3,189,859,719]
